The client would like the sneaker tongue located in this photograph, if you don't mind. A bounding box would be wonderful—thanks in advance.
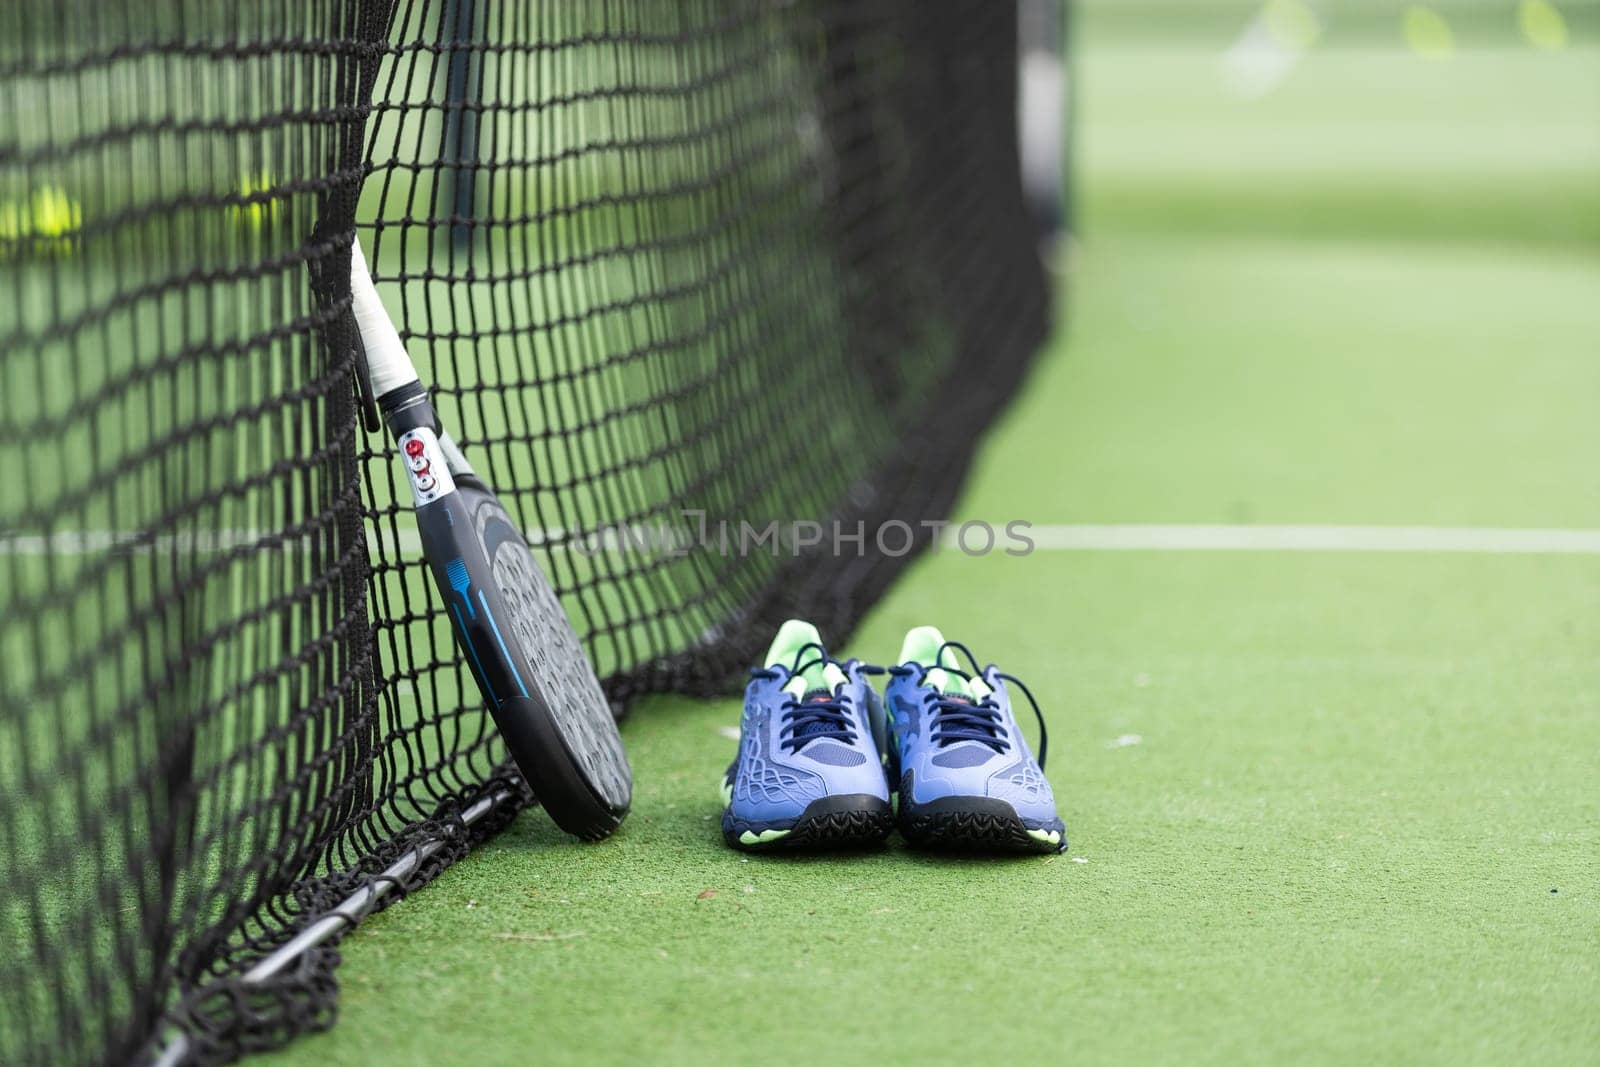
[925,666,991,702]
[795,687,843,740]
[768,619,853,695]
[782,662,848,700]
[926,667,999,750]
[765,619,823,670]
[926,667,971,701]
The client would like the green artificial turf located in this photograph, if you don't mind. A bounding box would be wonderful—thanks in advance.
[264,13,1600,1066]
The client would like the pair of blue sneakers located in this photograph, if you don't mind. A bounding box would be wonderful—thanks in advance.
[719,620,1066,854]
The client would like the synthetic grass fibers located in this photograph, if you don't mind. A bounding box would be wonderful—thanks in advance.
[266,11,1599,1066]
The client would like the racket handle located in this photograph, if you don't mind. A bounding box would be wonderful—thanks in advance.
[348,237,421,398]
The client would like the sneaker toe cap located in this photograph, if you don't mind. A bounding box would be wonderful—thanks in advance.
[985,761,1060,825]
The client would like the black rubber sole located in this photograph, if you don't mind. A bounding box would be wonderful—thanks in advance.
[898,796,1066,854]
[722,794,894,852]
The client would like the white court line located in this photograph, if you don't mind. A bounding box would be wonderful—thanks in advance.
[3,525,1600,557]
[1012,525,1600,554]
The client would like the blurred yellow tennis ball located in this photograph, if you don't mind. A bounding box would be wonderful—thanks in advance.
[231,171,278,229]
[1518,0,1569,50]
[1262,0,1322,50]
[1402,6,1455,59]
[0,186,82,254]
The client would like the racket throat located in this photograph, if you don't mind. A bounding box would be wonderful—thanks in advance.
[378,385,460,507]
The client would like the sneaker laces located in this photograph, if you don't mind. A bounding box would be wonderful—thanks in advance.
[750,641,857,754]
[893,640,1051,769]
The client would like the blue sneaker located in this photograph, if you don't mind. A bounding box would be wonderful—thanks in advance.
[720,620,892,850]
[886,626,1066,853]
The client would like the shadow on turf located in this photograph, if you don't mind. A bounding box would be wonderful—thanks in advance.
[718,836,1059,866]
[494,801,1064,866]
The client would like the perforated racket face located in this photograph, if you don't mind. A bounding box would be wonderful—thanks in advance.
[473,497,632,810]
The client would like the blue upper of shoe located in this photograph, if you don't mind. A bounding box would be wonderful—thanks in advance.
[725,628,889,828]
[886,632,1061,830]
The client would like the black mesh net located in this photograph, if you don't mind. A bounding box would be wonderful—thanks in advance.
[0,1,1049,1063]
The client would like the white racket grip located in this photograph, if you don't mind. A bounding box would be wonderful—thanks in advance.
[348,237,419,400]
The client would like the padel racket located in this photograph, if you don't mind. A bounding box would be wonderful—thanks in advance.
[348,237,631,840]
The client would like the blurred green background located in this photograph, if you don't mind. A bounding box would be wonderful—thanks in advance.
[1081,0,1598,252]
[265,2,1599,1065]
